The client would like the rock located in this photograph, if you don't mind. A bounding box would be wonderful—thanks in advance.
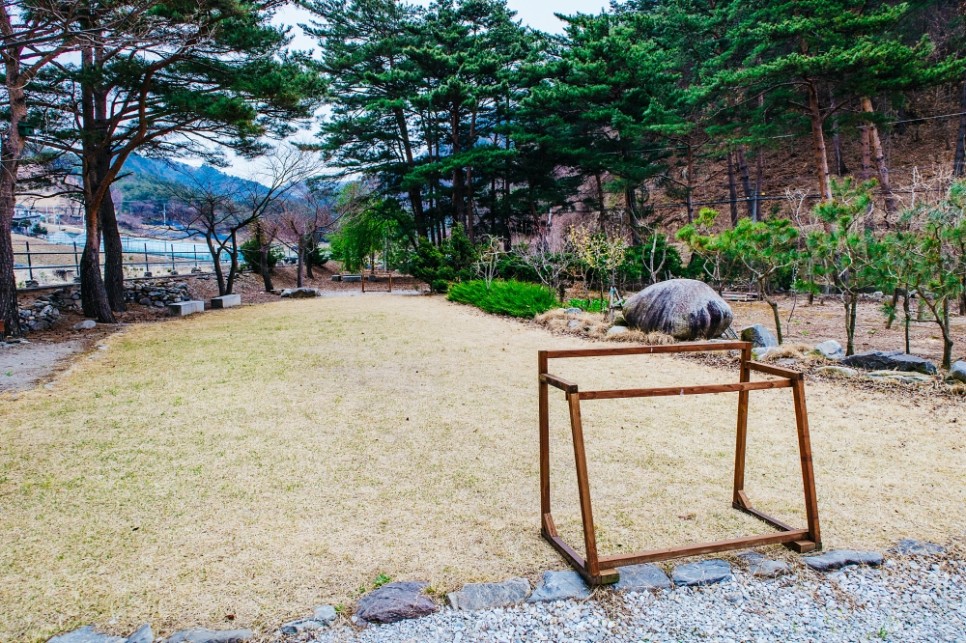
[866,370,933,385]
[950,361,966,384]
[448,578,531,610]
[841,351,937,375]
[279,287,322,298]
[815,366,858,378]
[738,552,791,578]
[73,320,96,330]
[355,581,437,624]
[671,559,732,587]
[606,325,629,337]
[279,618,325,635]
[814,340,845,360]
[47,626,125,643]
[125,624,153,643]
[566,320,581,330]
[893,539,945,556]
[622,279,733,340]
[313,605,338,625]
[803,550,884,572]
[614,564,671,591]
[564,307,582,315]
[164,629,252,643]
[740,324,778,349]
[527,570,591,603]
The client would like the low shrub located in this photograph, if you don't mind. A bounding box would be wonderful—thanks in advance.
[447,279,558,318]
[567,298,608,313]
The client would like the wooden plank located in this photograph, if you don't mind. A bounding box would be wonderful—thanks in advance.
[540,373,578,393]
[734,503,798,533]
[597,529,810,566]
[748,360,803,380]
[787,540,819,553]
[543,341,750,359]
[567,392,601,577]
[578,379,792,401]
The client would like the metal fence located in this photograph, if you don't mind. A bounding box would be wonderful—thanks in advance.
[13,240,232,287]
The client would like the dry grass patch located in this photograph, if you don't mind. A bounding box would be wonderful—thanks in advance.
[1,296,963,640]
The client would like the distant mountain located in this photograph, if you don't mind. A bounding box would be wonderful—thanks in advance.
[118,154,267,197]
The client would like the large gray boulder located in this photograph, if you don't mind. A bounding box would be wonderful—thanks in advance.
[623,279,733,340]
[740,324,778,349]
[950,360,966,383]
[841,351,937,375]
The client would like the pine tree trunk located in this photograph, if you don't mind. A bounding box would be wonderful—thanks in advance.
[259,245,273,292]
[805,81,832,202]
[954,79,966,177]
[752,151,763,222]
[0,175,21,337]
[860,125,873,180]
[726,149,739,227]
[99,170,126,311]
[861,97,896,217]
[845,293,858,357]
[0,71,24,337]
[736,147,754,218]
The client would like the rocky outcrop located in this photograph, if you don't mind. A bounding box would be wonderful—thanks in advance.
[125,280,192,308]
[841,351,937,375]
[623,279,733,340]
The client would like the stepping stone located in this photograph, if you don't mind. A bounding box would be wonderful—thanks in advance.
[893,539,945,556]
[165,629,253,643]
[737,552,791,578]
[47,626,124,643]
[614,564,671,591]
[527,570,591,603]
[448,578,531,610]
[671,559,732,587]
[72,320,96,331]
[803,550,884,572]
[211,294,241,309]
[167,300,204,317]
[125,625,153,643]
[341,275,362,283]
[278,605,336,635]
[355,581,436,624]
[867,370,933,385]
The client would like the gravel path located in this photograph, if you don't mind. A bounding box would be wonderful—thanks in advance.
[310,556,964,643]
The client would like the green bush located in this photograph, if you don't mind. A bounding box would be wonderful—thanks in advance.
[404,225,478,293]
[240,238,283,274]
[568,298,608,313]
[621,236,684,284]
[447,279,558,318]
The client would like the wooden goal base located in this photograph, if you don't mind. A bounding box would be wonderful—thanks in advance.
[538,342,822,586]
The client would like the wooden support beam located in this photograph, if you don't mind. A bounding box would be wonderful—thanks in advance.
[597,529,810,567]
[578,379,791,401]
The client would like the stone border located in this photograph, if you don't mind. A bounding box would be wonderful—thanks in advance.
[46,539,951,642]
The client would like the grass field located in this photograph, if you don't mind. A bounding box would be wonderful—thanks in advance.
[1,295,963,640]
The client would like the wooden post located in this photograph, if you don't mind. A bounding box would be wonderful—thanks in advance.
[538,351,550,519]
[25,241,33,281]
[567,391,601,579]
[733,344,752,507]
[792,378,821,550]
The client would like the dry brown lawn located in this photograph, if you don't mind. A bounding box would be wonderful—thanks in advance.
[1,295,963,641]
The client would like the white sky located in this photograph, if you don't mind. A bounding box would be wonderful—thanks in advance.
[220,0,611,178]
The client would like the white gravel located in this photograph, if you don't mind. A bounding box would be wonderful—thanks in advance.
[308,556,964,643]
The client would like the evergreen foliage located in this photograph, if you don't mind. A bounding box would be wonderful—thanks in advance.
[447,279,558,318]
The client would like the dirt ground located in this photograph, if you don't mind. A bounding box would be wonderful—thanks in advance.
[1,293,963,642]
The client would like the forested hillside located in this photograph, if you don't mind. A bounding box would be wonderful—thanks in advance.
[304,0,966,241]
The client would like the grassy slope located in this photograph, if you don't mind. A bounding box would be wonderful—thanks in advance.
[1,295,963,640]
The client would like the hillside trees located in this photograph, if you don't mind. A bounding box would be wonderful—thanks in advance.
[32,0,323,320]
[0,0,88,336]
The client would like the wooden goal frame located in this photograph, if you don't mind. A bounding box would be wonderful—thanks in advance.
[538,341,821,585]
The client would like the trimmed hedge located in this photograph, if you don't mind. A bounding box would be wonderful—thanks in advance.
[447,279,558,318]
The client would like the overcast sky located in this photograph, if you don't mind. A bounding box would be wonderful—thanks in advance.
[220,0,611,178]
